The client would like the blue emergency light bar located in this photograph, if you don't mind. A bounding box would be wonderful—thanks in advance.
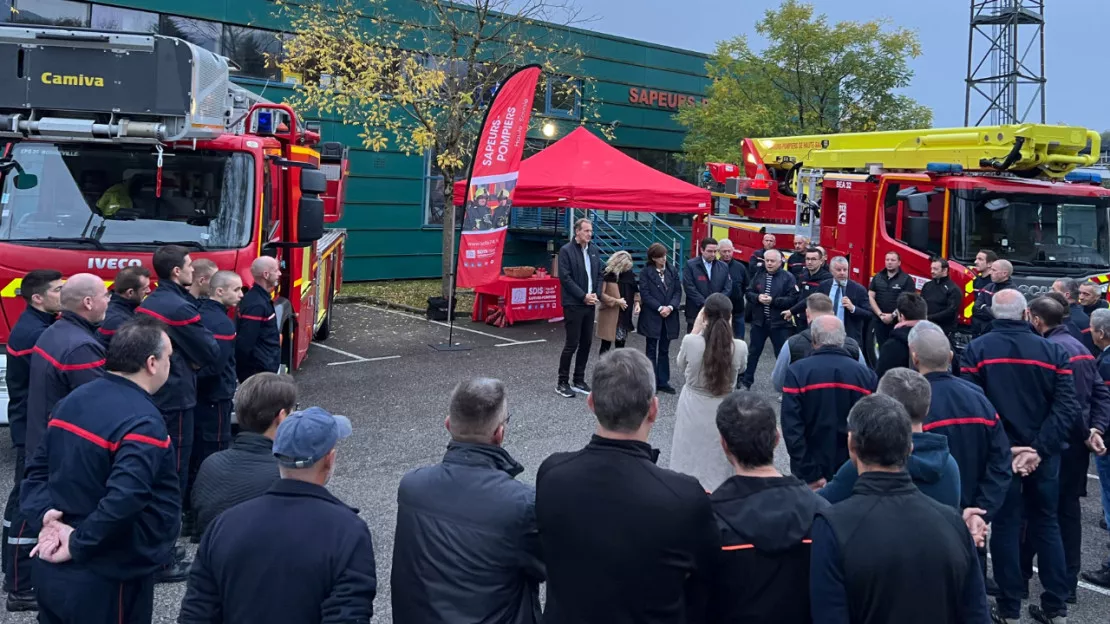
[256,110,275,134]
[1065,171,1103,185]
[927,163,964,174]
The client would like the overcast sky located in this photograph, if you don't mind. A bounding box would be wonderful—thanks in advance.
[574,0,1108,131]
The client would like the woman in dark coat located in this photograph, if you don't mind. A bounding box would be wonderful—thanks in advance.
[638,243,682,393]
[598,251,639,355]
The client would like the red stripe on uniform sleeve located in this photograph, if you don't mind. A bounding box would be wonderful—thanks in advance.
[32,346,105,371]
[122,433,172,448]
[98,328,115,336]
[960,358,1070,374]
[48,419,116,450]
[781,382,873,395]
[213,333,236,341]
[135,308,201,327]
[1070,354,1095,362]
[923,416,999,431]
[239,314,275,322]
[6,347,32,357]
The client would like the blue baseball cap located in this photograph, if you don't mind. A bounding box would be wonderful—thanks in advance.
[272,407,352,468]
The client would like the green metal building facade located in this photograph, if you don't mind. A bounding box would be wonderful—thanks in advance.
[1,0,710,281]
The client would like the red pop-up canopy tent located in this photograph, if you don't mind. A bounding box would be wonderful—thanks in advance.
[453,126,711,212]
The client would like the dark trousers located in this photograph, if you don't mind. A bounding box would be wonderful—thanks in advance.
[874,318,894,350]
[731,313,745,340]
[645,334,672,388]
[35,561,153,624]
[991,453,1069,618]
[559,306,595,385]
[185,399,233,516]
[1022,444,1089,595]
[742,323,791,387]
[598,339,625,355]
[163,409,195,501]
[2,447,33,593]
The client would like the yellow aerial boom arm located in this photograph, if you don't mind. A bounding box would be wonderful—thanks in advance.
[746,124,1101,179]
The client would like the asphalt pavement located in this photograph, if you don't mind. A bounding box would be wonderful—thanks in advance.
[0,301,1108,623]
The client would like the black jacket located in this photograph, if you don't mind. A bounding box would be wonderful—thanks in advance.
[814,279,871,344]
[722,258,749,316]
[536,435,718,624]
[709,475,829,624]
[809,472,989,624]
[557,241,601,307]
[21,374,179,580]
[961,319,1078,458]
[787,330,862,365]
[922,372,1012,521]
[1065,303,1098,356]
[921,276,961,333]
[868,269,916,314]
[392,443,543,624]
[1084,298,1109,317]
[786,251,807,279]
[190,432,278,539]
[1044,325,1110,439]
[875,322,916,378]
[747,248,779,279]
[25,311,105,455]
[683,257,732,320]
[97,293,138,347]
[5,306,55,449]
[180,479,377,624]
[138,281,220,412]
[236,284,281,381]
[970,279,1015,335]
[782,347,878,483]
[788,266,833,331]
[638,263,682,340]
[746,268,797,329]
[196,299,237,403]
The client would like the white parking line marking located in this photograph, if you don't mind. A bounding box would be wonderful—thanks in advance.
[312,342,369,360]
[1090,473,1100,481]
[356,304,525,345]
[328,355,401,367]
[987,554,1110,597]
[494,339,547,347]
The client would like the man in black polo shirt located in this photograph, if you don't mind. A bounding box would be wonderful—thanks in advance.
[809,394,989,624]
[869,251,916,349]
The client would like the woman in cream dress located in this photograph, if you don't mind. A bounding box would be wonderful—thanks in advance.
[669,293,748,491]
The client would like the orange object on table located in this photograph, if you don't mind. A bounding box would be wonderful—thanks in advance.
[471,275,562,325]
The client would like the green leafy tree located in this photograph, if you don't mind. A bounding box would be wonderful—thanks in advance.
[677,0,933,164]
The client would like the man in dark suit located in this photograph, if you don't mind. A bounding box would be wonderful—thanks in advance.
[814,256,871,344]
[556,219,601,399]
[536,349,718,623]
[682,237,731,334]
[717,239,748,339]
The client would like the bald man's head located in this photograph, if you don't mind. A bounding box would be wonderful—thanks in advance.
[61,273,110,323]
[251,256,281,292]
[992,288,1027,321]
[908,320,951,373]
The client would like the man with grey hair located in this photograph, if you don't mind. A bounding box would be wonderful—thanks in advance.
[815,255,871,344]
[1082,308,1110,589]
[971,258,1016,336]
[536,350,717,622]
[556,218,601,398]
[961,288,1077,623]
[909,320,1012,583]
[781,316,877,490]
[716,238,749,340]
[1079,281,1108,317]
[742,247,796,389]
[392,378,543,623]
[818,367,961,507]
[1052,277,1097,355]
[786,234,810,279]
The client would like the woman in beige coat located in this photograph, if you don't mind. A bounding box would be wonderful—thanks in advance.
[669,292,748,491]
[597,251,638,355]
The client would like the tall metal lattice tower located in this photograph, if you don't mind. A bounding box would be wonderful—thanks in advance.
[964,0,1046,126]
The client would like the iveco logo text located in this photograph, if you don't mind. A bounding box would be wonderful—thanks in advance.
[1017,284,1050,297]
[88,258,142,270]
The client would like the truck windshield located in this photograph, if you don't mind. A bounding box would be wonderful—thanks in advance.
[0,143,253,250]
[949,188,1110,273]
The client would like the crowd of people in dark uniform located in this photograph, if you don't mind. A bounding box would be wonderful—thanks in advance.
[0,245,379,622]
[544,222,1110,623]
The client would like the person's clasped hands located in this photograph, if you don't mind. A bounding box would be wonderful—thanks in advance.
[30,509,74,564]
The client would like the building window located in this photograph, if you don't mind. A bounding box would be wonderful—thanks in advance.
[160,15,221,54]
[9,0,89,27]
[423,151,447,227]
[90,5,157,33]
[545,75,580,119]
[222,25,281,80]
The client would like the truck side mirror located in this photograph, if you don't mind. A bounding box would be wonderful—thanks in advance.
[298,168,327,243]
[14,173,38,190]
[906,194,929,214]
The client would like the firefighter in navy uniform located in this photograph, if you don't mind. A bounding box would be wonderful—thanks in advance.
[970,259,1016,337]
[136,245,219,578]
[20,318,181,624]
[237,256,282,381]
[96,266,151,348]
[784,247,831,333]
[1,270,61,612]
[185,271,244,539]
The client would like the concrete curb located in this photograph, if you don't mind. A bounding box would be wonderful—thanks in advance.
[334,295,470,319]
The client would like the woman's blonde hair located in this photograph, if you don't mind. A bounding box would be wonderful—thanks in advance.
[605,251,633,275]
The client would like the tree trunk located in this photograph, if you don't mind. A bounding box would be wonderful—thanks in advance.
[440,188,456,299]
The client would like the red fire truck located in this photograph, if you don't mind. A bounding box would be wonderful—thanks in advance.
[0,24,348,421]
[694,124,1109,360]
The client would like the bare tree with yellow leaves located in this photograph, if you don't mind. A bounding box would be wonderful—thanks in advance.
[276,0,606,296]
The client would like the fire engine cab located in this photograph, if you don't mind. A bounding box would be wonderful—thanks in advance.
[0,24,349,422]
[695,124,1109,359]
